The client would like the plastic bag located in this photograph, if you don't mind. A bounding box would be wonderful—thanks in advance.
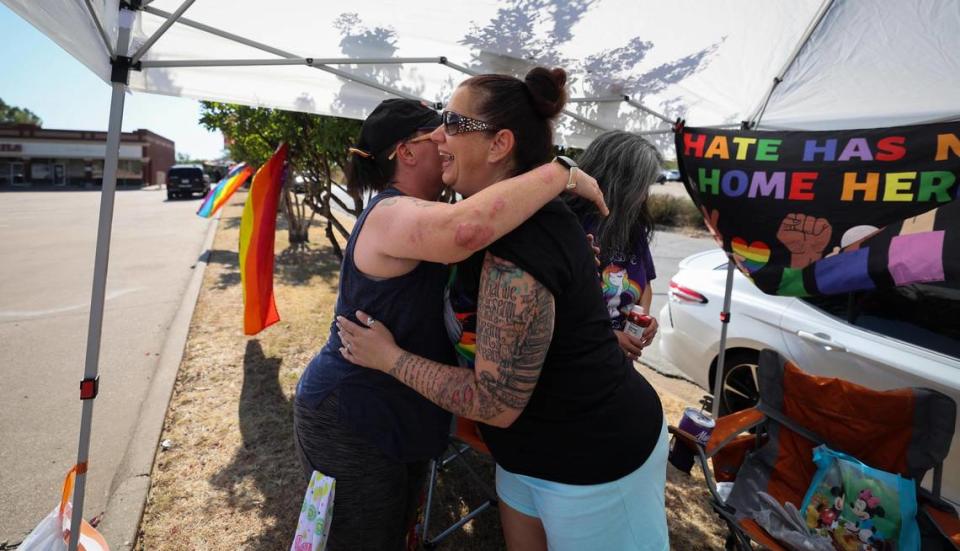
[290,470,335,551]
[800,445,919,551]
[20,467,109,551]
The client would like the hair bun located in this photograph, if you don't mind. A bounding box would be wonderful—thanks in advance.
[524,67,567,119]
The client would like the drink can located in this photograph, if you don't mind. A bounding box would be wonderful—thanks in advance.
[668,407,716,473]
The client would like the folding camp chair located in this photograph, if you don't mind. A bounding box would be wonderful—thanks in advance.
[670,349,960,550]
[419,417,498,549]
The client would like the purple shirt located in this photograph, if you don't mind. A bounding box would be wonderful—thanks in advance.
[598,243,657,330]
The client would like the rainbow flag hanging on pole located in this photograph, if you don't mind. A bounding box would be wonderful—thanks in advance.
[197,162,253,218]
[239,144,287,335]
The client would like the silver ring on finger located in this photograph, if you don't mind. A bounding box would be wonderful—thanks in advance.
[366,316,376,328]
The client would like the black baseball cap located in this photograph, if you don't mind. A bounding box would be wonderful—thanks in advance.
[356,99,442,159]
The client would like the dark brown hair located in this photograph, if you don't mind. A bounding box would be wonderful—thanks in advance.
[344,152,396,195]
[462,66,567,175]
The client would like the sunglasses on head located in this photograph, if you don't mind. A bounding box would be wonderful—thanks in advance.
[441,110,499,136]
[387,129,436,160]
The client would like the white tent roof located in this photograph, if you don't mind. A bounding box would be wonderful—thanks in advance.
[7,0,959,149]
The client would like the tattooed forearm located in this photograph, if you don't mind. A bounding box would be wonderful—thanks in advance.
[386,253,554,427]
[388,352,503,420]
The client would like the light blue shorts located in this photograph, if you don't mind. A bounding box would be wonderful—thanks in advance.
[495,420,669,551]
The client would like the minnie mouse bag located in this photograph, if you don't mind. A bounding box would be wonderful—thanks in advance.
[800,445,920,551]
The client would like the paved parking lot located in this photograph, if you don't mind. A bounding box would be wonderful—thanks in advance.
[0,190,213,543]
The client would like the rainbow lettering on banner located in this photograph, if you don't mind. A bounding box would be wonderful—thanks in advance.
[197,163,253,218]
[239,144,287,335]
[683,131,960,203]
[677,121,960,297]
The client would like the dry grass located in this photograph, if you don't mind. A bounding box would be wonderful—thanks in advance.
[137,194,727,550]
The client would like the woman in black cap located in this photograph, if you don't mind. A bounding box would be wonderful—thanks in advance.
[293,98,605,550]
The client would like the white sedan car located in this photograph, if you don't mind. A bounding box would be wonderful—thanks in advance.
[658,248,960,506]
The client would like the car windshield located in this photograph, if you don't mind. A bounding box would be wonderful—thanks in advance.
[168,168,202,179]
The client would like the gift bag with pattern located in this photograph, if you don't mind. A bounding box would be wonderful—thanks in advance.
[290,471,335,551]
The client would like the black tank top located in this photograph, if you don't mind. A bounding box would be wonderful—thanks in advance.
[296,188,454,461]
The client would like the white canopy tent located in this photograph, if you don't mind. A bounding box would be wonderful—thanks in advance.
[3,1,960,548]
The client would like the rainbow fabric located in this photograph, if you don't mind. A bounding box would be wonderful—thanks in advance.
[239,144,287,335]
[197,162,253,218]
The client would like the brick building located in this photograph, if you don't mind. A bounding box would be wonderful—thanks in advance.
[0,124,174,188]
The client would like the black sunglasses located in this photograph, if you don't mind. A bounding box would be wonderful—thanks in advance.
[441,110,499,136]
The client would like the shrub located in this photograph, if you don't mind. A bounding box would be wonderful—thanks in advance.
[647,195,706,230]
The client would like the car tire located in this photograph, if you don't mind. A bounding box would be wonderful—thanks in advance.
[716,350,761,416]
[167,191,174,200]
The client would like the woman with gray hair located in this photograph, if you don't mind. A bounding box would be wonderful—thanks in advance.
[567,130,662,360]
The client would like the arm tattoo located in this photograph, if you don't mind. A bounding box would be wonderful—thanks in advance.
[474,253,553,413]
[386,253,555,424]
[378,197,434,208]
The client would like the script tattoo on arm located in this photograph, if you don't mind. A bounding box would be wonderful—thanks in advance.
[387,252,555,427]
[377,196,435,208]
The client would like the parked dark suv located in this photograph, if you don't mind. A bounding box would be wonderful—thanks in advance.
[167,165,210,199]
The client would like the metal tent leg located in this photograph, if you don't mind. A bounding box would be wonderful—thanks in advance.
[711,256,736,419]
[68,11,132,551]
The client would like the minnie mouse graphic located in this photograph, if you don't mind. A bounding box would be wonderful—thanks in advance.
[845,489,887,547]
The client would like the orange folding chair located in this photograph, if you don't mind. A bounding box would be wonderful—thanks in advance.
[670,349,959,550]
[419,417,498,549]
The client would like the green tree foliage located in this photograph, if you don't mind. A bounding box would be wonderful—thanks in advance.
[0,98,43,126]
[199,101,363,258]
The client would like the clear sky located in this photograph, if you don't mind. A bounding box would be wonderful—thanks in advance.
[0,5,224,159]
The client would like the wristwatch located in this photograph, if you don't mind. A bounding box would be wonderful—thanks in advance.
[552,155,578,190]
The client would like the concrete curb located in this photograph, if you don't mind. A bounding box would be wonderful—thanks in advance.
[97,212,221,550]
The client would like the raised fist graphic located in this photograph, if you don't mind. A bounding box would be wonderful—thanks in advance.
[776,213,833,268]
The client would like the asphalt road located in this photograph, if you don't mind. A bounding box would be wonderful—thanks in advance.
[0,190,213,543]
[644,228,721,381]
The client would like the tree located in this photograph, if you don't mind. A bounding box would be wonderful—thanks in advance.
[199,101,363,258]
[0,98,42,126]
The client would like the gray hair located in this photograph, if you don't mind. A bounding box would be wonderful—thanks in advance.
[570,130,662,254]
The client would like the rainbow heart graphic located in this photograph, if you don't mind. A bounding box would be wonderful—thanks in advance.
[731,238,771,273]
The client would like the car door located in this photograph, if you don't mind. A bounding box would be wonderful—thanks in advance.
[779,283,960,507]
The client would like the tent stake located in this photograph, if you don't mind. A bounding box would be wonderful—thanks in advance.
[68,9,133,551]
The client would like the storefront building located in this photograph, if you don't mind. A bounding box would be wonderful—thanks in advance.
[0,124,174,188]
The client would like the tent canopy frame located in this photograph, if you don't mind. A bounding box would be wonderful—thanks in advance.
[65,0,868,548]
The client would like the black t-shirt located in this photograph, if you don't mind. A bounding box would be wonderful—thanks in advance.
[445,199,663,484]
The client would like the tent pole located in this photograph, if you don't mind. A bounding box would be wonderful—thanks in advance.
[624,98,673,126]
[568,96,624,103]
[141,5,435,105]
[82,0,114,58]
[68,8,133,551]
[130,0,196,65]
[710,256,736,419]
[745,0,836,128]
[140,56,444,69]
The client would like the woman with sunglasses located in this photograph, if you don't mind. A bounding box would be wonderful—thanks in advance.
[566,131,663,361]
[338,69,669,550]
[293,98,605,550]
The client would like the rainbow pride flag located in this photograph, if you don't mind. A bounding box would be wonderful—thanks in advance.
[239,144,287,335]
[197,162,253,218]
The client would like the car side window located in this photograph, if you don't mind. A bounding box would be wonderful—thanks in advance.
[802,283,960,360]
